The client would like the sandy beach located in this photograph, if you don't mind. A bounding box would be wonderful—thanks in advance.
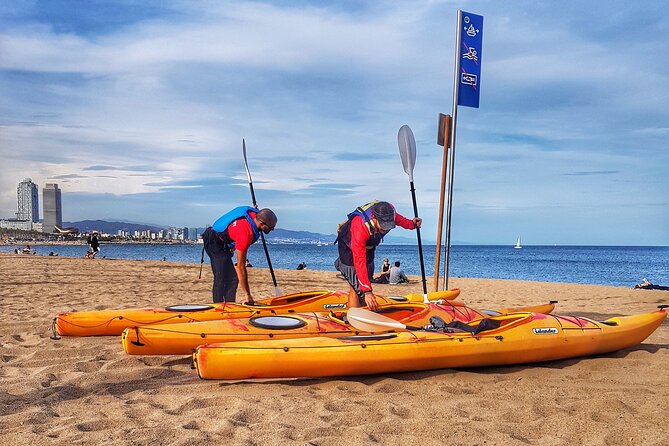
[1,253,667,445]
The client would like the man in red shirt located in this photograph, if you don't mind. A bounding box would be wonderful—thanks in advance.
[335,201,421,310]
[202,206,277,303]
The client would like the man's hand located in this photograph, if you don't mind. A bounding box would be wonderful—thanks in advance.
[412,217,422,229]
[364,292,379,311]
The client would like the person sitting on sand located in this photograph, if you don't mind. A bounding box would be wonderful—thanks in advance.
[372,258,391,284]
[296,262,307,270]
[202,206,277,304]
[388,261,409,285]
[334,200,421,311]
[22,245,32,254]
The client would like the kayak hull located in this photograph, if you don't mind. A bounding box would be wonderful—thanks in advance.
[193,309,666,380]
[55,289,461,336]
[121,300,489,355]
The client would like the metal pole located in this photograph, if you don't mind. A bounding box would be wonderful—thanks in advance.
[443,10,462,291]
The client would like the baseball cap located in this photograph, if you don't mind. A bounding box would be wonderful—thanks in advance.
[372,201,396,231]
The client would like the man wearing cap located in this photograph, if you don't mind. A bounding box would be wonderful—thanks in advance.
[335,201,421,311]
[202,206,277,304]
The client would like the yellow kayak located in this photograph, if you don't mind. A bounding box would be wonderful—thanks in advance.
[122,300,556,356]
[193,307,666,380]
[53,289,461,336]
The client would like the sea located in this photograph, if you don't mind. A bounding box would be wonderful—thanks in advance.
[3,243,668,288]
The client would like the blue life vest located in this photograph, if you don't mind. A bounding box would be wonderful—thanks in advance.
[211,206,260,249]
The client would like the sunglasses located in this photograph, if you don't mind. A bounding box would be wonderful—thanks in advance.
[258,220,275,232]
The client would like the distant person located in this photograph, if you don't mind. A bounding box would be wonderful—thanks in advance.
[296,262,307,270]
[234,259,253,267]
[22,245,32,254]
[202,206,277,304]
[334,201,421,311]
[388,261,409,285]
[372,258,391,284]
[86,232,100,259]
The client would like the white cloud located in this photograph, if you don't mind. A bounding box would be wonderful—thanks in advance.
[0,0,667,244]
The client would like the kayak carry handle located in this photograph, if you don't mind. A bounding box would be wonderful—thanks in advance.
[130,327,145,347]
[658,305,668,310]
[50,318,61,340]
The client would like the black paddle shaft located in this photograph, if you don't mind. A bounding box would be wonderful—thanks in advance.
[248,181,279,288]
[409,180,428,295]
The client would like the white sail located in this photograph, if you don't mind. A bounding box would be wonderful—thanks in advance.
[514,236,522,249]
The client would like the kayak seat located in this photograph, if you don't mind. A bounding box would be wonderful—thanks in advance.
[427,317,502,334]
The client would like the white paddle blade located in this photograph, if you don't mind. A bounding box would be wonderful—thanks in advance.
[397,125,417,181]
[347,307,406,333]
[242,138,253,182]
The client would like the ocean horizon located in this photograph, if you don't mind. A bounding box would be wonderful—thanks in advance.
[4,243,668,289]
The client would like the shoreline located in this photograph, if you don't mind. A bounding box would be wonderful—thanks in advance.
[1,255,667,445]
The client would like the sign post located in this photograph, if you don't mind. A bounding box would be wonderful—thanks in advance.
[442,10,483,290]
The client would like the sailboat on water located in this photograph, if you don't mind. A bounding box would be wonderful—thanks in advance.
[514,236,522,249]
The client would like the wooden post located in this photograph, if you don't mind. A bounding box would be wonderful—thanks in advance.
[434,113,451,291]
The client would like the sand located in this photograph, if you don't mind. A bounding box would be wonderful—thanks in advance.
[1,253,667,445]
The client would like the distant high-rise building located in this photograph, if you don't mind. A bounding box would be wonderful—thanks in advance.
[42,183,62,233]
[17,178,39,222]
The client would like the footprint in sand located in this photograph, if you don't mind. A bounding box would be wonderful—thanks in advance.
[12,334,24,342]
[40,373,58,388]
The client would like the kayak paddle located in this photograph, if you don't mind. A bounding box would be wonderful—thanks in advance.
[397,125,429,301]
[347,307,422,333]
[242,139,282,296]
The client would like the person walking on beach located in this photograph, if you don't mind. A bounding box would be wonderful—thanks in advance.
[86,232,100,259]
[334,201,421,311]
[388,261,409,285]
[202,206,277,304]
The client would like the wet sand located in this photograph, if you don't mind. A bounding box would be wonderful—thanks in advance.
[1,253,667,445]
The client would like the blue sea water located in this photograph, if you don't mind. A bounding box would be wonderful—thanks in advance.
[3,243,668,288]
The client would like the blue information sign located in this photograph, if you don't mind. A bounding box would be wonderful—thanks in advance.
[457,11,483,108]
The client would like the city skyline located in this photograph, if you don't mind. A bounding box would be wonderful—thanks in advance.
[1,1,667,245]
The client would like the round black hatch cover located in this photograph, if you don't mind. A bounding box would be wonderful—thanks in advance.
[249,316,307,330]
[165,304,214,312]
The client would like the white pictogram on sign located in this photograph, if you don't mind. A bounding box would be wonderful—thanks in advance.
[463,47,478,62]
[461,72,477,86]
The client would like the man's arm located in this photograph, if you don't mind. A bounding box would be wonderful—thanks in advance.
[235,248,253,303]
[394,212,422,230]
[350,217,379,310]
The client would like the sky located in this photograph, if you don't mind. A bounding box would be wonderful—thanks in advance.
[1,0,667,245]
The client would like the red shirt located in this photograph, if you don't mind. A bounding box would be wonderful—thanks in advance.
[350,211,414,293]
[226,210,257,253]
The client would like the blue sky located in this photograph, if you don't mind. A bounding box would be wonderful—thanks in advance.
[1,0,667,245]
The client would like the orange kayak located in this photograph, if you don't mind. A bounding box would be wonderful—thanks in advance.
[121,300,557,355]
[193,308,666,380]
[54,288,461,336]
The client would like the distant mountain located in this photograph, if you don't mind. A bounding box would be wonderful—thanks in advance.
[64,220,443,244]
[266,228,335,244]
[64,220,166,234]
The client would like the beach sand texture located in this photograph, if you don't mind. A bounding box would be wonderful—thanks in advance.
[1,254,667,445]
